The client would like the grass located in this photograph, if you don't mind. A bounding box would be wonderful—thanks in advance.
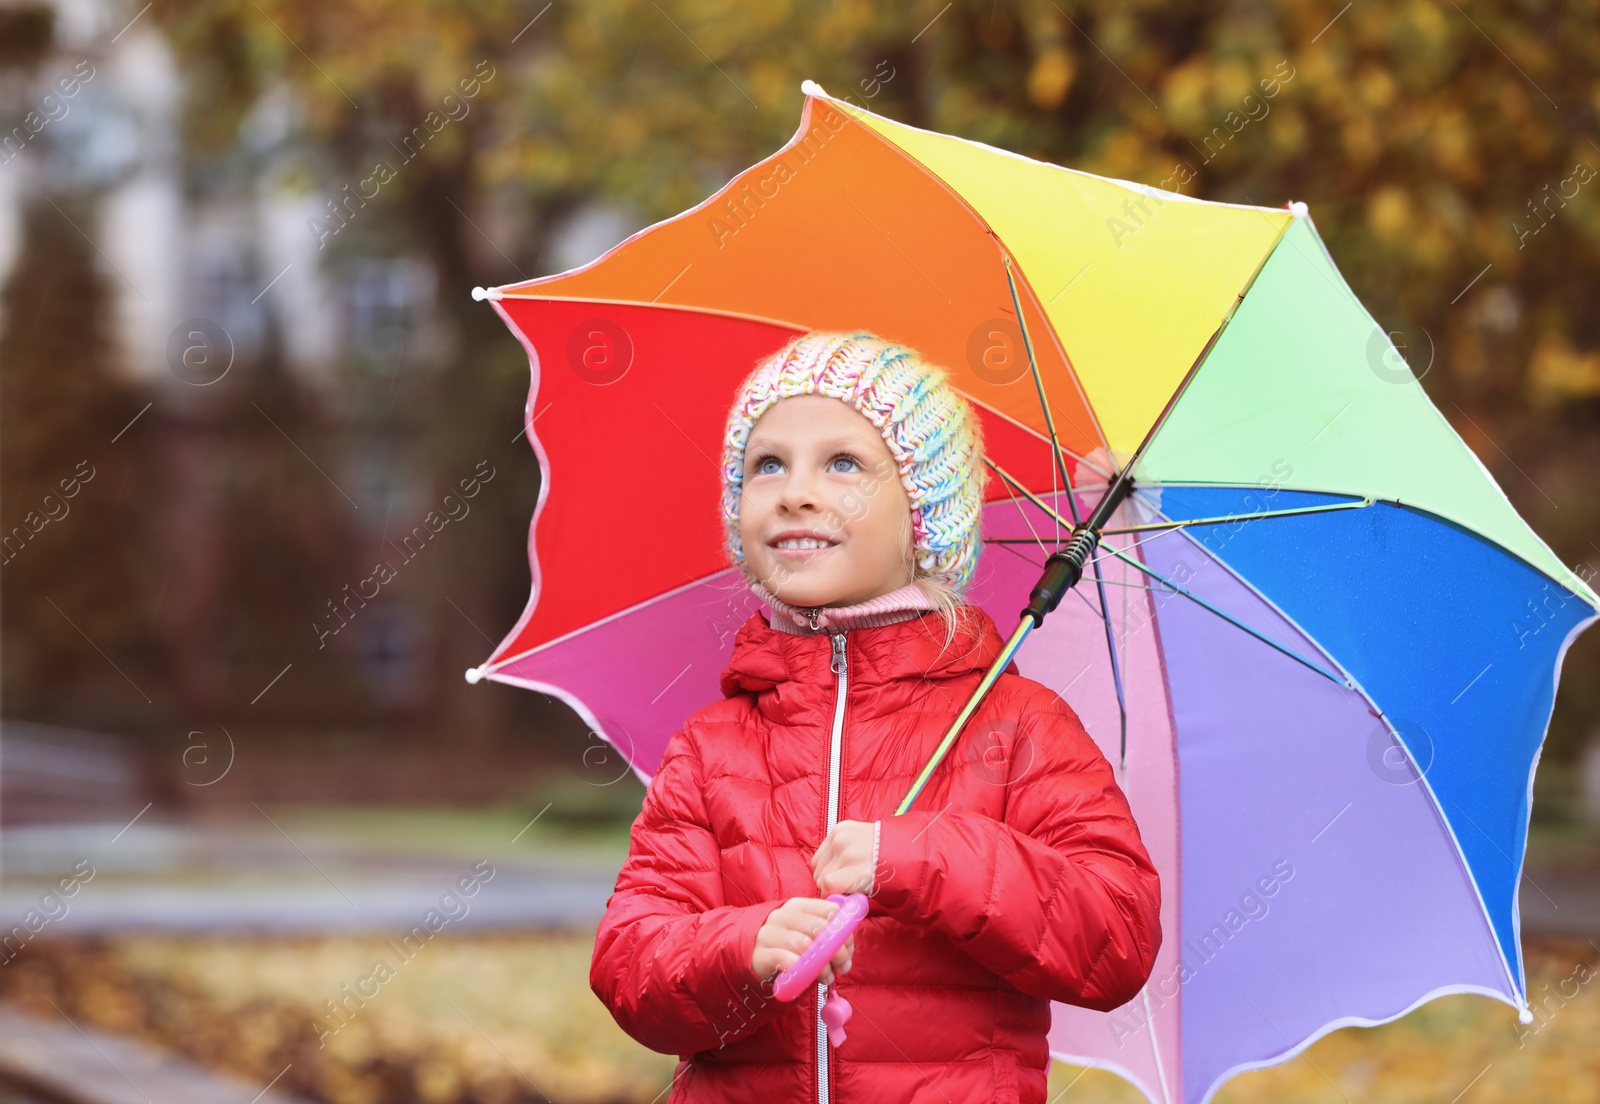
[1045,935,1600,1103]
[5,796,1594,1102]
[1,931,674,1104]
[236,768,655,875]
[256,799,639,871]
[3,931,1594,1104]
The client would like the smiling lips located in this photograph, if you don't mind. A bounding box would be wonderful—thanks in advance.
[769,530,839,556]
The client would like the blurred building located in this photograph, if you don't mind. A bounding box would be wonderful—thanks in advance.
[1,1,457,728]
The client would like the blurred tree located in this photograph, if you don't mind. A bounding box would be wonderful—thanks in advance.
[0,1,53,71]
[172,316,378,731]
[924,0,1600,757]
[0,196,165,729]
[146,0,1599,756]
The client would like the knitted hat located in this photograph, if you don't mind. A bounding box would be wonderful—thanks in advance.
[719,330,986,592]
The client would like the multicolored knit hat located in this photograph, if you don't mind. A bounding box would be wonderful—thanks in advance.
[719,330,986,593]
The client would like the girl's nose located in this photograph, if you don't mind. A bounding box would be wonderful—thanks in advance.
[778,470,821,511]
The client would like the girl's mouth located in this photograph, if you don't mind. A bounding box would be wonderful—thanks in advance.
[770,537,838,560]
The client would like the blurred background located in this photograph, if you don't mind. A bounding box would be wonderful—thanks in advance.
[1,0,1598,1101]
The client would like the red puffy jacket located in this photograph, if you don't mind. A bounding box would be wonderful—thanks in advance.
[590,603,1161,1104]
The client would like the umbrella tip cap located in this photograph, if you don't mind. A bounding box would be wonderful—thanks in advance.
[471,286,502,302]
[801,79,825,98]
[465,667,485,684]
[1289,201,1309,218]
[1518,1007,1534,1024]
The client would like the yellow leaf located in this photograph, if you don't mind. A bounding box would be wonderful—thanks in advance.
[1529,336,1600,404]
[1366,185,1412,241]
[1028,47,1075,110]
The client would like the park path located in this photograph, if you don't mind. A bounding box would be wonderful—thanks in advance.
[0,1003,317,1104]
[1,815,622,934]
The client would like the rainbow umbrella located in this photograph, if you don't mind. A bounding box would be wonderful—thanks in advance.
[465,79,1598,1104]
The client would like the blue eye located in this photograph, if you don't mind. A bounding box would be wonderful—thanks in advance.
[749,452,860,476]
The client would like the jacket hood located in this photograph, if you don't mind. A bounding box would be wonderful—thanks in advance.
[719,603,1013,698]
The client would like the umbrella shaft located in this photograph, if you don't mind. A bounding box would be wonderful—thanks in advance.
[894,475,1137,814]
[894,617,1034,816]
[1021,470,1136,624]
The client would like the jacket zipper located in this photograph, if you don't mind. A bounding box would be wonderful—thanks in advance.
[817,630,847,1104]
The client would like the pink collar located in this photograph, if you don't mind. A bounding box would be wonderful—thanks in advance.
[749,580,938,635]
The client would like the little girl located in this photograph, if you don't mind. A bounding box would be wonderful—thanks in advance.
[590,331,1161,1103]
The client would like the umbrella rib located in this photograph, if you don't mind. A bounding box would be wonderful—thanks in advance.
[983,538,1161,602]
[1114,212,1297,486]
[1002,258,1131,765]
[1093,540,1350,686]
[987,461,1349,688]
[1106,546,1349,687]
[1084,526,1186,570]
[992,209,1300,763]
[1070,581,1105,620]
[988,533,1047,572]
[808,100,1112,454]
[982,542,1165,592]
[1068,575,1161,594]
[1003,256,1081,527]
[1099,498,1373,536]
[990,531,1115,622]
[957,392,1115,484]
[1152,493,1538,1008]
[1002,484,1053,559]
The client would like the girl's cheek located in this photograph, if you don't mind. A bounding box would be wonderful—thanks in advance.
[739,492,765,527]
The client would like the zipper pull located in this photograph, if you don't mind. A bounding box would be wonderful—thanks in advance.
[830,633,845,675]
[807,607,822,631]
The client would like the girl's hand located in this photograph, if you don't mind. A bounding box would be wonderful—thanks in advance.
[812,819,878,897]
[751,897,855,986]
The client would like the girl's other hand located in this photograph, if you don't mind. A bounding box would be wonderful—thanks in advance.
[811,819,877,897]
[751,897,856,986]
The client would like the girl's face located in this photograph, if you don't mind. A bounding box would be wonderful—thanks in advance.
[739,394,915,609]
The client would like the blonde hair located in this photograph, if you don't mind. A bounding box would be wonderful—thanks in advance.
[900,518,985,659]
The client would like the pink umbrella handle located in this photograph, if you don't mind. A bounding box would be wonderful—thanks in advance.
[770,893,868,1002]
[820,989,853,1046]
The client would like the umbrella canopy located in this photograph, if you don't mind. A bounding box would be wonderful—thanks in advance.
[467,79,1599,1104]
